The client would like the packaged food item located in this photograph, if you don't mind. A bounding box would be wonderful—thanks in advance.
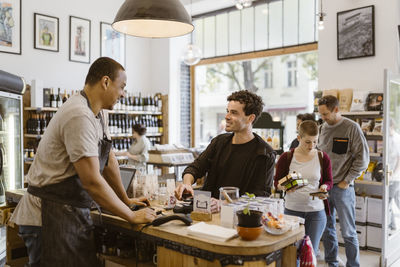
[367,140,376,154]
[338,88,353,112]
[377,141,383,154]
[372,118,383,135]
[322,89,339,98]
[350,90,370,112]
[361,119,373,134]
[366,93,383,111]
[278,171,308,191]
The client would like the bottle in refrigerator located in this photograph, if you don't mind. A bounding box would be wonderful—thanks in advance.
[272,130,280,150]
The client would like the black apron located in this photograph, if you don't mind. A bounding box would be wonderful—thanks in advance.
[28,91,112,267]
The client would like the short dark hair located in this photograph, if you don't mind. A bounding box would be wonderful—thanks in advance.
[318,95,339,111]
[85,57,125,86]
[296,113,304,120]
[298,120,318,137]
[133,124,146,136]
[301,113,316,122]
[227,90,264,123]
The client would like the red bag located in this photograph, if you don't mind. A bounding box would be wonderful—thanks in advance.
[298,235,317,267]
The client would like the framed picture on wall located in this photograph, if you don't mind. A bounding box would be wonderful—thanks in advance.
[0,0,21,54]
[34,13,59,52]
[69,16,91,63]
[100,22,125,66]
[337,5,375,60]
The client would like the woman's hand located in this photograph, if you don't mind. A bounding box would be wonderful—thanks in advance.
[319,184,328,192]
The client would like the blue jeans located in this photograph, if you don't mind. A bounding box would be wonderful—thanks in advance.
[322,185,360,267]
[285,208,327,255]
[18,225,42,267]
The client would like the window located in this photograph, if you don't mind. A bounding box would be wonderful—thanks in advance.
[194,48,318,148]
[264,63,273,89]
[287,60,297,88]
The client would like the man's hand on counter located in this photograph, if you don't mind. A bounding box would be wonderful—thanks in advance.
[126,196,150,208]
[174,173,195,200]
[211,198,220,213]
[128,208,157,224]
[174,184,194,200]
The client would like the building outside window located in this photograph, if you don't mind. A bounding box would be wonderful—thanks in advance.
[264,62,273,89]
[287,60,297,88]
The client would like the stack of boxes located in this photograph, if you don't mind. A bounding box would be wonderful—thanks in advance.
[336,196,382,251]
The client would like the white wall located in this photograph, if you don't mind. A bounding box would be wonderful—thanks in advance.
[318,0,400,92]
[0,0,152,92]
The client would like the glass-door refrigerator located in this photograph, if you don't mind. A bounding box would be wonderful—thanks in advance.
[0,70,25,202]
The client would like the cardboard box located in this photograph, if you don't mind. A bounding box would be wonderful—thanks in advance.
[355,196,367,223]
[148,149,193,164]
[6,224,28,265]
[367,225,382,250]
[336,222,366,248]
[367,197,382,225]
[0,206,14,226]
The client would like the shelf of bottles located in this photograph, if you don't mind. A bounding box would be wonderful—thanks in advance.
[109,93,164,153]
[253,112,284,155]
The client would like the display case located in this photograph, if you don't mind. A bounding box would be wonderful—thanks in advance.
[252,112,284,155]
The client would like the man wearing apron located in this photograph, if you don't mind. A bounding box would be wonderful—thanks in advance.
[11,57,156,266]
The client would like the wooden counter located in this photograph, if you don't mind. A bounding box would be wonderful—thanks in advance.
[6,190,303,267]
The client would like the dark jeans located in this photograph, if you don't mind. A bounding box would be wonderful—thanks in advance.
[18,225,42,267]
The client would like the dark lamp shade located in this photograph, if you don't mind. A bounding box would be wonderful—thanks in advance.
[112,0,194,38]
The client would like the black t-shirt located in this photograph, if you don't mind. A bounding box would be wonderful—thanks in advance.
[212,137,258,198]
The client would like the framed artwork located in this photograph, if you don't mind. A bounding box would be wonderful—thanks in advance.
[34,13,59,52]
[100,22,125,66]
[337,5,375,60]
[69,16,91,63]
[0,0,21,54]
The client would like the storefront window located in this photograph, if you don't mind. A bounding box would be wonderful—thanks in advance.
[194,49,318,147]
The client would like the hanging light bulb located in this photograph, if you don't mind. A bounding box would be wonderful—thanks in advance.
[318,14,325,30]
[316,0,326,31]
[182,0,202,66]
[182,44,202,66]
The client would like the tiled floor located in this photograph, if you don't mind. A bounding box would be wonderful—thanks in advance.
[317,246,381,266]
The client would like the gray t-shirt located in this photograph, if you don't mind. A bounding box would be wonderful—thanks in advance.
[11,94,108,226]
[318,117,369,184]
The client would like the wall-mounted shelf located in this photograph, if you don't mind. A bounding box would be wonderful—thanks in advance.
[24,134,42,139]
[108,110,162,115]
[341,111,383,118]
[110,133,162,138]
[24,107,58,112]
[365,134,383,141]
[355,180,382,186]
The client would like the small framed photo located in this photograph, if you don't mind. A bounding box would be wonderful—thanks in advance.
[0,0,21,55]
[34,13,59,52]
[100,22,125,66]
[69,16,91,63]
[337,5,375,60]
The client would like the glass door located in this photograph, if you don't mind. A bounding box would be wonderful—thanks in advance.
[383,70,400,266]
[0,91,23,204]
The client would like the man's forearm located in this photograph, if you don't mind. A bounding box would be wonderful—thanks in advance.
[183,173,195,185]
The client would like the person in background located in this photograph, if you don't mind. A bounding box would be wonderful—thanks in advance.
[318,95,369,267]
[275,120,332,257]
[115,124,151,172]
[10,57,156,267]
[289,113,316,149]
[174,90,276,212]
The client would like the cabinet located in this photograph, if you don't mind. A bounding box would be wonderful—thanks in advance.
[252,112,284,155]
[22,86,168,173]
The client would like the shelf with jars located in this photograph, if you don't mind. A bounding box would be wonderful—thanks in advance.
[252,112,284,155]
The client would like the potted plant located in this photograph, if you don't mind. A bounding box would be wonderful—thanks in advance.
[236,193,263,241]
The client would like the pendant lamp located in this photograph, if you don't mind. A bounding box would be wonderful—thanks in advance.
[112,0,194,38]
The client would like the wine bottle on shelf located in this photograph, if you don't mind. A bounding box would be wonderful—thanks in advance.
[40,114,47,135]
[62,90,68,103]
[57,88,62,108]
[35,114,41,135]
[50,88,57,108]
